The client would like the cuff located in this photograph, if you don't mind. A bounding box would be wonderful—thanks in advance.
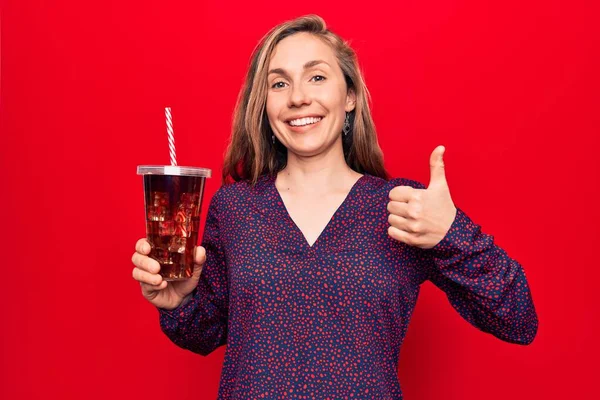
[427,207,478,260]
[157,288,199,323]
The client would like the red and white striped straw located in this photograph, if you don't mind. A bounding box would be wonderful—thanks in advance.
[165,107,177,166]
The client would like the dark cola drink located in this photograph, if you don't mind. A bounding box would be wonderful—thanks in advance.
[137,166,211,281]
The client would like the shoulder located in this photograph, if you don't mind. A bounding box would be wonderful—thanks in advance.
[215,179,252,198]
[210,175,268,209]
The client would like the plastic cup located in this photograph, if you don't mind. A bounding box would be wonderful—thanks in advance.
[136,165,211,281]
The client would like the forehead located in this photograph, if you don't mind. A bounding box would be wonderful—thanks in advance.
[269,32,336,69]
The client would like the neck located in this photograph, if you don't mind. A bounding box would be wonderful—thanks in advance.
[276,138,360,194]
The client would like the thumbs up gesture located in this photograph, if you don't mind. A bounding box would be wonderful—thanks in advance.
[387,146,458,249]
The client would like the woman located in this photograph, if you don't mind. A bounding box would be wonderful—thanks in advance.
[131,14,538,399]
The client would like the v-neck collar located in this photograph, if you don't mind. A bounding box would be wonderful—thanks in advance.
[252,173,371,253]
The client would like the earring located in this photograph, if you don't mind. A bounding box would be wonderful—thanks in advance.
[272,134,275,144]
[343,112,351,136]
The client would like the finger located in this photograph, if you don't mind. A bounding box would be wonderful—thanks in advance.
[194,246,206,265]
[388,201,423,220]
[389,186,413,203]
[140,280,168,296]
[388,213,419,233]
[387,226,416,246]
[132,267,164,286]
[136,238,151,255]
[131,252,160,274]
[387,201,410,218]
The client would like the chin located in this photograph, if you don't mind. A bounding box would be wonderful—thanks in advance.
[288,141,335,158]
[283,133,341,157]
[287,146,322,157]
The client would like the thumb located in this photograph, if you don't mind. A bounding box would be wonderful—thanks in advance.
[191,246,206,279]
[194,245,207,266]
[191,262,203,281]
[428,145,448,189]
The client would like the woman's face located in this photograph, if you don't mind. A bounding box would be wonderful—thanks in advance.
[266,32,356,158]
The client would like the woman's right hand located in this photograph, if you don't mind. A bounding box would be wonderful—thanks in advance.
[131,238,206,310]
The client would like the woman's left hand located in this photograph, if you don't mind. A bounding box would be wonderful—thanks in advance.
[387,145,457,249]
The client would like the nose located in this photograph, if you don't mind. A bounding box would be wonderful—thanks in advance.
[287,83,311,108]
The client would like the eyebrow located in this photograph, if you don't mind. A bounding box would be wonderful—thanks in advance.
[268,59,330,78]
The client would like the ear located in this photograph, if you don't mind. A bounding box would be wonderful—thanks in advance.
[345,88,356,113]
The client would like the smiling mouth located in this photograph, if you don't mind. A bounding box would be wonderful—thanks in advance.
[286,117,324,129]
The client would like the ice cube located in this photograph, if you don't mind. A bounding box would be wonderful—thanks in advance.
[180,193,199,207]
[168,236,187,254]
[150,247,170,263]
[147,205,168,221]
[179,194,199,217]
[152,192,169,207]
[159,220,174,236]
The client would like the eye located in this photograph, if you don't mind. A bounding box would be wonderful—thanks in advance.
[271,81,286,89]
[311,75,326,82]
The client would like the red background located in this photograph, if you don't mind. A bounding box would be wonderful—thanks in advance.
[1,1,598,399]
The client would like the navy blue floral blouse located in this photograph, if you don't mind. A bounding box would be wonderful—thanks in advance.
[158,173,538,399]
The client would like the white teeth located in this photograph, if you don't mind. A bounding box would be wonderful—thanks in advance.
[289,117,322,126]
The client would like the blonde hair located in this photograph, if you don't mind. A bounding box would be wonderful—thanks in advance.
[222,14,389,185]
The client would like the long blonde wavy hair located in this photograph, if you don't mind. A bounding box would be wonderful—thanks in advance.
[222,14,389,185]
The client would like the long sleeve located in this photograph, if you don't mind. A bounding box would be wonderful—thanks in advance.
[420,206,539,345]
[157,188,229,356]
